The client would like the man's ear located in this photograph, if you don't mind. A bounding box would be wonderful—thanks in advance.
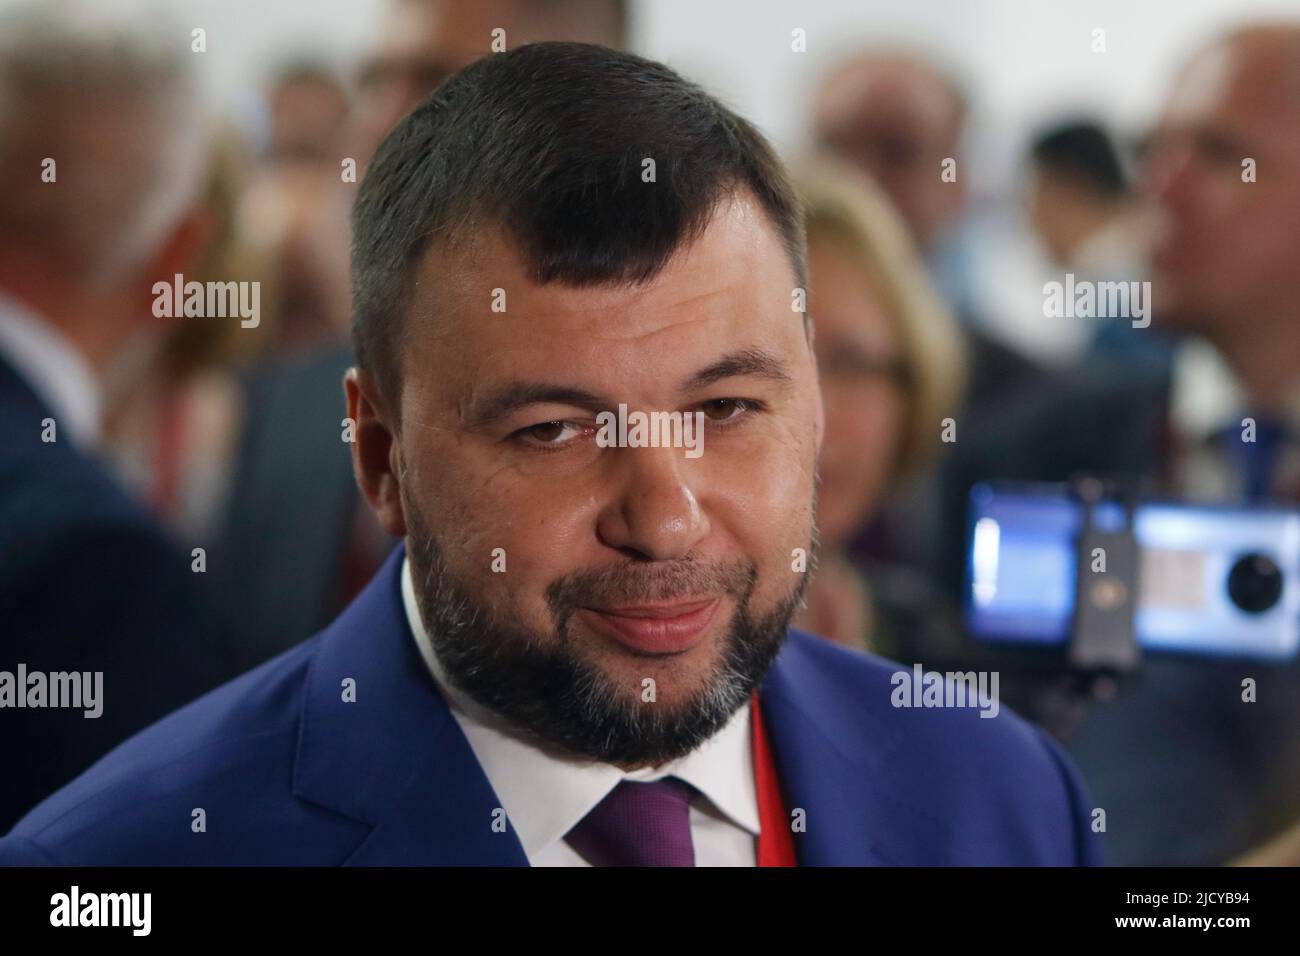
[345,367,407,537]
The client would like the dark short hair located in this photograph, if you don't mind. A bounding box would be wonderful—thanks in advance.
[350,41,807,415]
[1030,119,1127,198]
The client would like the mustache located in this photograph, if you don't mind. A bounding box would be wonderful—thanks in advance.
[545,557,758,617]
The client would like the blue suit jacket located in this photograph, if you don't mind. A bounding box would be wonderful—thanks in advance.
[0,546,1101,865]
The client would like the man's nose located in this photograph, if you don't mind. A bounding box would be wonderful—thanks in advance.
[596,447,710,562]
[1143,140,1197,211]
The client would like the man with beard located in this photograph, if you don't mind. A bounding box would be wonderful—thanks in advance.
[0,43,1098,866]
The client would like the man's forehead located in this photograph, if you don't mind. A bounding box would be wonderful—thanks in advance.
[395,197,806,417]
[1166,36,1300,131]
[818,61,959,137]
[413,194,798,342]
[377,0,608,68]
[374,0,491,68]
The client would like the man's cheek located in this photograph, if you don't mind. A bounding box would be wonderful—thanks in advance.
[464,493,596,611]
[742,421,818,510]
[729,470,810,536]
[763,438,819,562]
[440,525,550,628]
[709,446,814,564]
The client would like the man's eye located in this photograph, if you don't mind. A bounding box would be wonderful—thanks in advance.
[700,398,750,422]
[517,421,584,445]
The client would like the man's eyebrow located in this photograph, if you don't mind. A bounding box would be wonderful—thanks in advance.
[466,348,793,425]
[682,348,795,391]
[466,383,608,426]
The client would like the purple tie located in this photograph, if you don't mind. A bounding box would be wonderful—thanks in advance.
[566,777,696,867]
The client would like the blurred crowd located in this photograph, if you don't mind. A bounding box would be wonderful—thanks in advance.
[3,0,1300,865]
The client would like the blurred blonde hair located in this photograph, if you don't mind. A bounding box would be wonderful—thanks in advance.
[159,126,278,379]
[794,157,967,481]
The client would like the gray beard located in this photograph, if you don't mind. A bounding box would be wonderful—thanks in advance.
[404,504,814,767]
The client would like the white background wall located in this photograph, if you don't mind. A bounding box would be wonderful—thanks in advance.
[173,0,1300,183]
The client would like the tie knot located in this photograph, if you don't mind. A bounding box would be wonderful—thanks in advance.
[566,776,696,867]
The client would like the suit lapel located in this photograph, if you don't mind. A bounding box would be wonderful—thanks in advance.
[293,544,529,865]
[759,632,952,865]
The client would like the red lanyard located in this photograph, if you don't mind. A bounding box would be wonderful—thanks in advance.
[751,690,797,866]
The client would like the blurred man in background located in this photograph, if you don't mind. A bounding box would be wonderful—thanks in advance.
[812,50,1041,413]
[1023,119,1163,364]
[0,0,235,830]
[938,21,1300,864]
[265,62,350,166]
[1026,120,1134,285]
[212,0,630,674]
[350,0,628,168]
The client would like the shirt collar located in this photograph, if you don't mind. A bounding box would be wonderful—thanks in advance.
[1170,337,1300,443]
[400,554,760,858]
[0,290,101,448]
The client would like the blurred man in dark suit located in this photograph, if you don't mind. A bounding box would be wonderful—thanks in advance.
[938,22,1300,864]
[0,1,235,830]
[213,0,630,673]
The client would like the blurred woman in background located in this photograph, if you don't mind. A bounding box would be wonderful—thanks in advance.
[793,160,967,659]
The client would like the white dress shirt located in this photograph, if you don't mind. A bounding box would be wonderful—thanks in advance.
[400,556,760,866]
[1169,338,1300,501]
[0,291,100,448]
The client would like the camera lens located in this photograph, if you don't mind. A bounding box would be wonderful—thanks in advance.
[1226,553,1284,614]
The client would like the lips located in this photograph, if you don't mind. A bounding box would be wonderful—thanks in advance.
[578,597,721,655]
